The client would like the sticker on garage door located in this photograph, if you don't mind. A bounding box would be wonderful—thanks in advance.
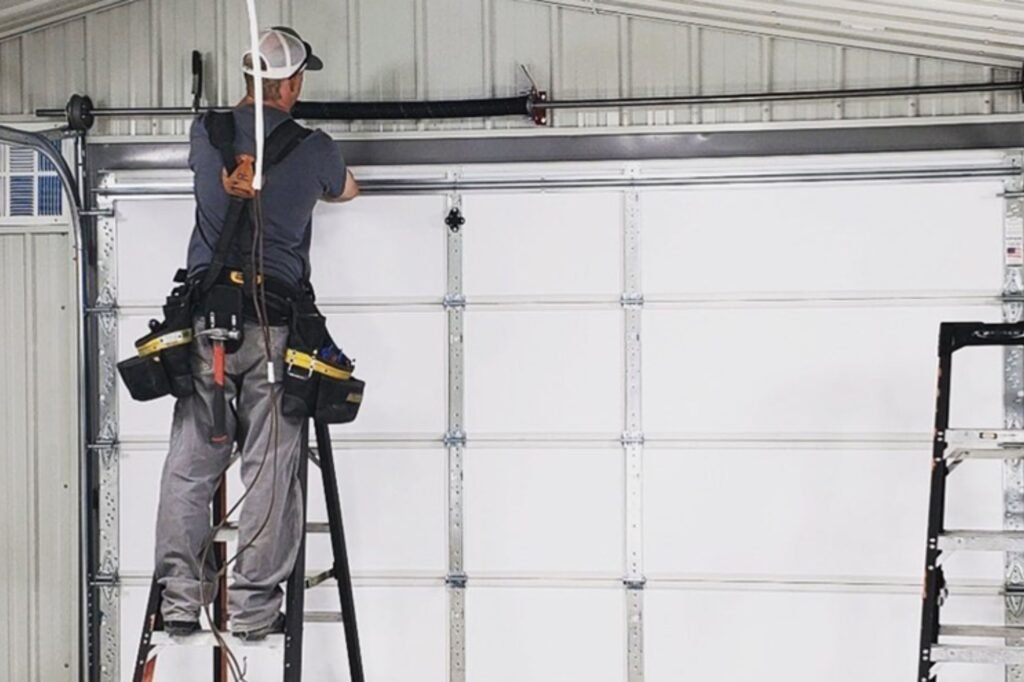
[1008,216,1024,266]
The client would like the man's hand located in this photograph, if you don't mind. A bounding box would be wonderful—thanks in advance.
[323,169,359,203]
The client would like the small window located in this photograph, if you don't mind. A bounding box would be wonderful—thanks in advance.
[10,176,33,216]
[0,142,65,219]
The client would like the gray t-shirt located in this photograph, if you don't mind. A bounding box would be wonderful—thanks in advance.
[186,104,346,287]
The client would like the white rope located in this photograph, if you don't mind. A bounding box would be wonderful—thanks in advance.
[244,0,264,190]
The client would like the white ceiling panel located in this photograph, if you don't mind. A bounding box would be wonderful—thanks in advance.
[525,0,1024,67]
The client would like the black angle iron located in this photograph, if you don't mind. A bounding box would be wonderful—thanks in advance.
[918,321,1024,681]
[133,420,364,682]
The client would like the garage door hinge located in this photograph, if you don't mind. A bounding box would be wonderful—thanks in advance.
[620,294,644,307]
[623,578,646,590]
[446,572,468,588]
[80,208,115,218]
[621,432,644,445]
[444,430,467,447]
[85,304,117,316]
[444,294,467,309]
[90,573,119,587]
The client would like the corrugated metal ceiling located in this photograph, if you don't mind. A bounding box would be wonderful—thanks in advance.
[525,0,1024,67]
[0,0,138,41]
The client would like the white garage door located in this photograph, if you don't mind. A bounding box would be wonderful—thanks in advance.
[93,149,1017,682]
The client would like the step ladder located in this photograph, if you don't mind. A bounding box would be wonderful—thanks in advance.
[132,421,365,682]
[919,321,1024,680]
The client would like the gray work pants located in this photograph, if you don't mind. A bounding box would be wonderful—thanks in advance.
[154,320,305,631]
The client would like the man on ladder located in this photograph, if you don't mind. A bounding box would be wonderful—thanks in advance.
[155,26,359,641]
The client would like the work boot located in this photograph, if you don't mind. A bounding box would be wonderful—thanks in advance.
[164,620,201,637]
[232,612,286,642]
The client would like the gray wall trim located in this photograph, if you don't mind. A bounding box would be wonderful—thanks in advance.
[87,121,1024,172]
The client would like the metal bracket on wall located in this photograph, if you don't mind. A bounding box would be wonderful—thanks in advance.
[623,190,645,682]
[1003,152,1024,682]
[446,187,467,682]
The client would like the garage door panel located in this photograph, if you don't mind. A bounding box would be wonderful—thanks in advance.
[120,585,446,682]
[306,448,447,573]
[119,449,162,573]
[323,311,447,437]
[466,588,625,682]
[643,305,1003,437]
[642,181,1004,296]
[464,448,624,574]
[302,586,447,682]
[646,590,925,682]
[115,196,447,307]
[115,199,194,307]
[462,192,623,297]
[465,309,624,435]
[121,447,446,575]
[310,196,447,301]
[645,448,930,579]
[645,448,1004,582]
[117,312,444,441]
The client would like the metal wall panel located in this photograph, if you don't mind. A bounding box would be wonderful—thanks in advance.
[0,37,23,113]
[17,17,86,114]
[1,0,1019,131]
[83,1,153,137]
[769,38,836,122]
[0,227,79,682]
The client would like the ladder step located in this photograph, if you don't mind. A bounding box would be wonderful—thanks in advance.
[304,611,344,623]
[931,645,1024,664]
[941,624,1024,638]
[947,448,1024,461]
[938,531,1024,552]
[945,430,1024,451]
[215,521,331,543]
[149,632,284,649]
[147,613,344,648]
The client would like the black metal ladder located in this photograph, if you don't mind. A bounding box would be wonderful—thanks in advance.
[131,421,365,682]
[919,321,1024,680]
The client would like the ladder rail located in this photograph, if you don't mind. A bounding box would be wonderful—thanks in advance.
[918,324,955,682]
[283,421,309,682]
[315,421,366,682]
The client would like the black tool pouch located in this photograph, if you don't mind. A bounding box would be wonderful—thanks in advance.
[282,298,366,423]
[117,285,196,402]
[159,287,196,397]
[117,353,172,402]
[314,359,365,425]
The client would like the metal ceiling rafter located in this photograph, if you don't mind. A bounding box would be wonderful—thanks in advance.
[525,0,1024,68]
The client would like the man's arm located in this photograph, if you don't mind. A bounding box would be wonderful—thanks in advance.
[322,169,359,203]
